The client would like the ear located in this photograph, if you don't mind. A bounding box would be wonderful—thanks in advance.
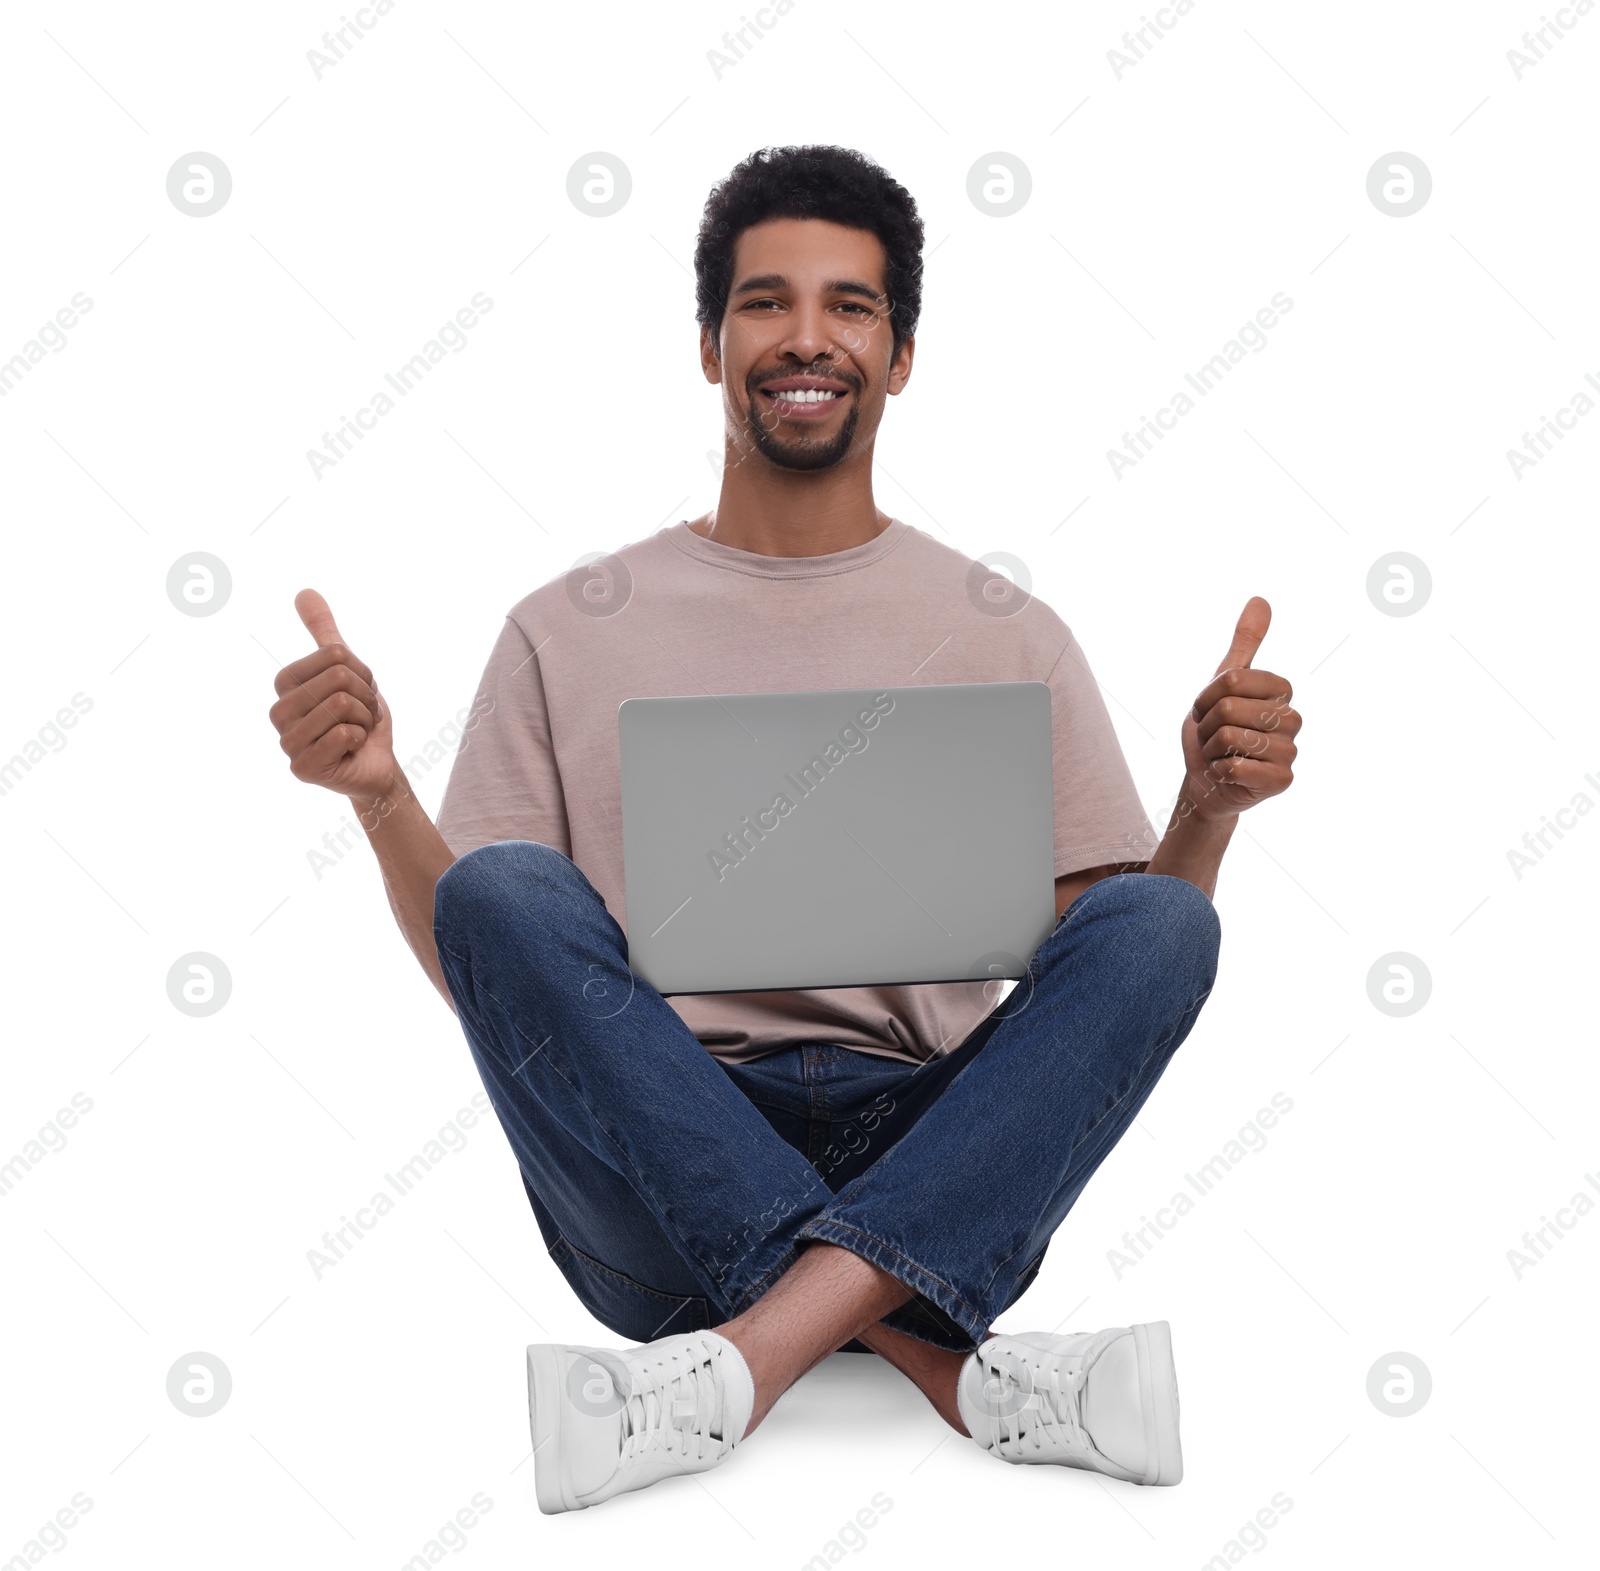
[886,332,914,396]
[699,321,723,385]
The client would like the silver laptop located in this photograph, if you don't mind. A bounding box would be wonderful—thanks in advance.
[618,681,1055,995]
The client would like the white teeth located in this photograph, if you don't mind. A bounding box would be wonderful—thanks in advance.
[768,388,839,403]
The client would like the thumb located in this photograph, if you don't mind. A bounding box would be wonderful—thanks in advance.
[295,588,346,650]
[1214,595,1272,676]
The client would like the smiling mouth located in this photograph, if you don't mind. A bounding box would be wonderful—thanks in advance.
[756,386,849,418]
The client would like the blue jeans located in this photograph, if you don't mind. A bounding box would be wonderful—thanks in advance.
[433,841,1221,1354]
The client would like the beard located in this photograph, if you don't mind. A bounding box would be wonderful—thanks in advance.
[744,387,864,471]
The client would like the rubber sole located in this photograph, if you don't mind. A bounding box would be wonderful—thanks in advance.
[1131,1320,1183,1486]
[527,1344,576,1515]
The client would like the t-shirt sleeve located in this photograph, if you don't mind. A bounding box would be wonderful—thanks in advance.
[433,615,573,859]
[1045,627,1160,876]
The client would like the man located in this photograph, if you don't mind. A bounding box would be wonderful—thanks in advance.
[268,144,1300,1515]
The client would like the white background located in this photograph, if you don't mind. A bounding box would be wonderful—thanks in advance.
[1,0,1595,1566]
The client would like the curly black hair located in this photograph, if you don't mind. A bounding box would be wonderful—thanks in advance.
[693,145,925,363]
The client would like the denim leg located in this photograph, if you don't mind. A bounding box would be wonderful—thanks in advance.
[719,1044,920,1352]
[795,873,1223,1351]
[432,841,836,1330]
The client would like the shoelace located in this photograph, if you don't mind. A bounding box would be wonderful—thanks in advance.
[617,1337,731,1466]
[980,1332,1120,1462]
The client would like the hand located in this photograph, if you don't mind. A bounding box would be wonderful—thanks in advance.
[1179,596,1300,823]
[269,589,399,802]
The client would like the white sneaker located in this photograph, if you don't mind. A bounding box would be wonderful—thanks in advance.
[956,1320,1183,1485]
[525,1329,756,1514]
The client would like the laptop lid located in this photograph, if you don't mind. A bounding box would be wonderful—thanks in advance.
[618,681,1055,995]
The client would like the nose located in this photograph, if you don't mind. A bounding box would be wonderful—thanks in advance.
[774,298,848,370]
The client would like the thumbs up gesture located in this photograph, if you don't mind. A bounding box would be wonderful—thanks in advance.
[1179,596,1300,822]
[268,589,399,802]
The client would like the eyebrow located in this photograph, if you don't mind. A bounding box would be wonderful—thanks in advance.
[730,272,885,305]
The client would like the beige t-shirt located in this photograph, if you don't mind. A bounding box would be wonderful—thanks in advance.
[433,517,1159,1066]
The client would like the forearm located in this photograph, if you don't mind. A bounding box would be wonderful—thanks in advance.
[350,776,460,1011]
[1141,785,1237,901]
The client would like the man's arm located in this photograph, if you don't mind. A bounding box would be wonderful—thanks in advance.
[269,589,462,1013]
[1053,783,1238,920]
[352,778,460,1013]
[1141,789,1237,901]
[1055,595,1300,915]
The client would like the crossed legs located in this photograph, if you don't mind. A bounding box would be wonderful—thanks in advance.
[433,840,1221,1455]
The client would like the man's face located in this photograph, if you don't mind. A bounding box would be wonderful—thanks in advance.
[701,217,913,472]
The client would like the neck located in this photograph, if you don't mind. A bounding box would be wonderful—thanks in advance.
[692,449,890,556]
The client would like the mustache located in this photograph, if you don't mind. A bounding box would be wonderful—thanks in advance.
[749,370,859,392]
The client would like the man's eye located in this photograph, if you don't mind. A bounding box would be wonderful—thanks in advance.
[839,302,873,314]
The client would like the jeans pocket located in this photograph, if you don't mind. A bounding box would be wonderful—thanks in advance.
[546,1233,712,1345]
